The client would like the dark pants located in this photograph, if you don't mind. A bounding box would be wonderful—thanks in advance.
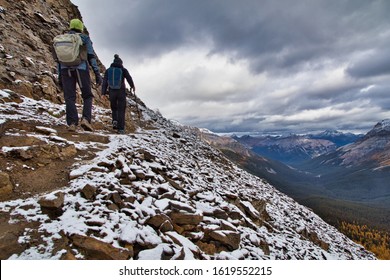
[109,89,127,130]
[61,68,93,126]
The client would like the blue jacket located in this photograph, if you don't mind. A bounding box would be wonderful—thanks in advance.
[102,62,135,94]
[57,30,99,74]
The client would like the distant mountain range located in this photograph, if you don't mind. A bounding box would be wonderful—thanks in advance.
[202,121,390,232]
[310,130,362,147]
[233,130,362,166]
[306,120,390,170]
[299,120,390,211]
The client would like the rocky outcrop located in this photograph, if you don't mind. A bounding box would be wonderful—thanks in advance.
[0,0,107,107]
[69,234,133,260]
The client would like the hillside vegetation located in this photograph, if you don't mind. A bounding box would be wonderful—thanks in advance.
[339,222,390,259]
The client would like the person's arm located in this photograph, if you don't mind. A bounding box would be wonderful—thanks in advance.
[57,63,63,89]
[82,34,101,85]
[123,68,135,92]
[101,70,108,95]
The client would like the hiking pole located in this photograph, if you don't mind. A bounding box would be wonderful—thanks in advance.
[130,88,142,125]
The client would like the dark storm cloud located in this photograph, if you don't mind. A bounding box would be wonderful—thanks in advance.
[347,50,390,78]
[77,0,390,74]
[73,0,390,134]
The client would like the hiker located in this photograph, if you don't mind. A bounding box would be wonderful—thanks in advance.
[53,18,102,132]
[101,54,136,134]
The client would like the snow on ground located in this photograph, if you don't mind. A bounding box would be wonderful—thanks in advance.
[0,91,376,260]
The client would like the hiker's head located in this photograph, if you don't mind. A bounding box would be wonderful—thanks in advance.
[113,54,123,65]
[69,19,84,32]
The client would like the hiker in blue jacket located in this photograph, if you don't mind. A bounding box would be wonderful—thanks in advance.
[56,19,102,132]
[102,54,136,134]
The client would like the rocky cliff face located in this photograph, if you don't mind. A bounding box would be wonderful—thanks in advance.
[0,0,107,107]
[0,1,376,260]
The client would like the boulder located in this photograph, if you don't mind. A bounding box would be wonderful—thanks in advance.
[160,220,174,232]
[196,241,217,255]
[70,234,132,260]
[146,213,173,232]
[240,200,260,220]
[38,191,64,209]
[169,211,203,225]
[169,200,196,213]
[143,150,156,162]
[0,172,13,196]
[35,126,58,136]
[209,230,241,250]
[81,184,97,200]
[212,208,229,219]
[38,191,65,218]
[134,169,146,180]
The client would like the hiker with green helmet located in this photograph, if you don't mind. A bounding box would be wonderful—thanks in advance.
[53,18,102,132]
[102,54,135,134]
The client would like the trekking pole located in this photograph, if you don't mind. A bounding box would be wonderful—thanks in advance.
[131,88,142,124]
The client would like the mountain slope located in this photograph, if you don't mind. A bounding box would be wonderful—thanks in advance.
[201,131,324,199]
[299,120,390,206]
[0,90,375,260]
[202,129,390,231]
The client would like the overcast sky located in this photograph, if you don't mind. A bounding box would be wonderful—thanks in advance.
[71,0,390,134]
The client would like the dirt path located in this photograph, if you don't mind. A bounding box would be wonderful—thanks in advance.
[0,120,109,201]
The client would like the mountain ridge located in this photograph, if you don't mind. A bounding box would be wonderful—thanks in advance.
[232,132,359,166]
[308,119,390,169]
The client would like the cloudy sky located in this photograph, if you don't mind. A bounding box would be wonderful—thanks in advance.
[72,0,390,134]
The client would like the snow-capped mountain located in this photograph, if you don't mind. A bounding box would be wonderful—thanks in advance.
[364,119,390,139]
[0,0,376,260]
[314,120,390,169]
[310,130,362,147]
[233,129,362,166]
[234,134,337,166]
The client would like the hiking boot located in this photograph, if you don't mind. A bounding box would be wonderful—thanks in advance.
[118,129,125,134]
[112,120,118,130]
[81,119,93,131]
[68,124,77,132]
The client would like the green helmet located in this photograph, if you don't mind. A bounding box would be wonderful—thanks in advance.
[69,19,84,32]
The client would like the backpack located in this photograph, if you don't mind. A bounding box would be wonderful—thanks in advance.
[107,67,123,89]
[53,33,86,66]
